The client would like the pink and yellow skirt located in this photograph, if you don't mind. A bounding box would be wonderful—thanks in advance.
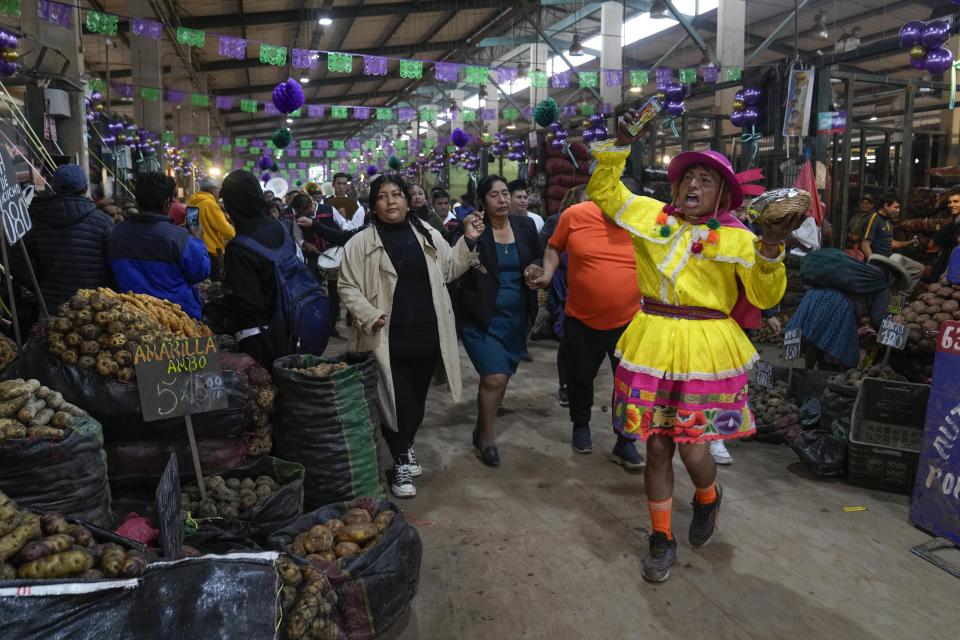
[612,367,756,444]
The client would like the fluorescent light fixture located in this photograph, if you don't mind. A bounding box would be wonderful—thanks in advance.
[869,115,878,121]
[629,85,643,93]
[286,118,293,124]
[318,16,332,26]
[506,123,517,130]
[299,77,310,84]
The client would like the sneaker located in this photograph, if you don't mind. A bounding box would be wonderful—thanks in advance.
[407,446,423,477]
[642,532,677,583]
[609,437,646,472]
[689,484,723,548]
[710,440,733,465]
[391,460,417,499]
[572,426,592,454]
[558,386,569,407]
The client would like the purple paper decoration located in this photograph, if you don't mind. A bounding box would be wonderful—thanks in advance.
[435,62,459,82]
[265,102,279,115]
[112,83,133,98]
[166,89,185,104]
[603,69,622,87]
[655,67,673,90]
[317,140,329,150]
[600,103,613,115]
[363,55,388,76]
[480,108,496,121]
[132,18,162,39]
[215,96,234,110]
[497,67,518,85]
[552,71,570,88]
[218,36,247,61]
[522,106,533,120]
[299,163,307,170]
[307,105,325,118]
[216,136,229,145]
[701,65,719,84]
[38,0,71,27]
[313,150,323,158]
[353,107,371,120]
[561,105,577,117]
[398,107,416,122]
[292,48,320,69]
[180,134,195,145]
[347,139,362,150]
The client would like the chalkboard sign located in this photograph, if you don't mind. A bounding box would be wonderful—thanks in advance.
[878,316,907,350]
[0,145,30,245]
[911,321,960,546]
[155,453,183,560]
[755,361,773,389]
[134,337,228,422]
[783,328,801,360]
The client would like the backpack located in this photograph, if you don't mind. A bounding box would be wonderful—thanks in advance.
[231,225,331,358]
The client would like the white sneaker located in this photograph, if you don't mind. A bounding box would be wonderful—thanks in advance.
[407,446,423,477]
[391,463,417,498]
[710,440,733,466]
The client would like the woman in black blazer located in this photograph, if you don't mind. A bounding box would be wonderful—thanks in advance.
[456,175,543,467]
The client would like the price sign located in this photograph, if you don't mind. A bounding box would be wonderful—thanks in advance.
[755,361,773,389]
[155,453,183,560]
[911,321,960,546]
[134,337,228,422]
[887,294,905,316]
[878,316,908,350]
[0,145,31,245]
[783,328,801,360]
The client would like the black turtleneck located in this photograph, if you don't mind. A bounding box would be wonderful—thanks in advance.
[378,219,436,334]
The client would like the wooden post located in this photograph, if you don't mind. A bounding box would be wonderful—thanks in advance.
[184,414,206,501]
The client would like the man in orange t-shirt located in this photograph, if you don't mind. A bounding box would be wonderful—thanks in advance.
[533,195,644,469]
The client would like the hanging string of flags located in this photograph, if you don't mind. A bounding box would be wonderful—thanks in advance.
[6,0,744,95]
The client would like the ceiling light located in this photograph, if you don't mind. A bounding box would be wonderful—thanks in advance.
[317,16,332,26]
[869,115,878,122]
[506,123,517,130]
[813,13,829,40]
[629,85,643,94]
[701,119,711,130]
[649,1,671,19]
[286,118,293,124]
[568,33,584,57]
[299,77,309,84]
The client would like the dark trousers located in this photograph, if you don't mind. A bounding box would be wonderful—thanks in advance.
[556,340,568,389]
[562,316,628,429]
[381,325,441,458]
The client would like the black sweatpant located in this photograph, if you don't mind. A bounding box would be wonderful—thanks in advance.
[381,325,441,458]
[562,316,629,429]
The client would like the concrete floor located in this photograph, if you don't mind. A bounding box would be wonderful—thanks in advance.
[329,334,960,640]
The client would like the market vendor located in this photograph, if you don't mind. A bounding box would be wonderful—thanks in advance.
[932,187,960,281]
[860,197,924,289]
[586,112,803,584]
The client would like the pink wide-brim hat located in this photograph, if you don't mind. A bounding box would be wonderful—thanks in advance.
[668,150,766,211]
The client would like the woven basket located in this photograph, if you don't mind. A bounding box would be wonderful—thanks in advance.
[756,189,811,223]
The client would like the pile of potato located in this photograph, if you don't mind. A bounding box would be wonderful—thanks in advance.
[293,362,349,378]
[0,491,145,581]
[44,288,211,382]
[828,364,906,389]
[0,336,16,371]
[898,276,960,354]
[0,379,86,441]
[750,380,801,443]
[286,507,396,563]
[276,555,342,640]
[245,365,276,457]
[182,474,280,520]
[752,314,791,344]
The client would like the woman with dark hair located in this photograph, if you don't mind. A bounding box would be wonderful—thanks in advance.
[338,174,484,498]
[408,183,446,235]
[455,175,544,467]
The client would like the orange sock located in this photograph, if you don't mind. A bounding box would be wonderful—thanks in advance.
[695,482,717,505]
[648,498,673,540]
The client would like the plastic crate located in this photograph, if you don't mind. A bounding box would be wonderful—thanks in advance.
[848,378,929,493]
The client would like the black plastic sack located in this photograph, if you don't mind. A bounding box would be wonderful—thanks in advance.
[798,397,822,430]
[268,500,422,640]
[0,415,112,528]
[0,553,280,640]
[183,456,305,543]
[2,339,251,440]
[791,429,847,478]
[273,353,382,509]
[105,436,248,491]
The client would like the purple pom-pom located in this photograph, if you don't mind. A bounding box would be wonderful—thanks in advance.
[261,172,272,182]
[366,164,378,177]
[272,78,305,115]
[257,155,273,171]
[451,127,470,149]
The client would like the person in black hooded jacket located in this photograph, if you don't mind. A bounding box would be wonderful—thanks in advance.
[221,170,288,366]
[10,164,114,314]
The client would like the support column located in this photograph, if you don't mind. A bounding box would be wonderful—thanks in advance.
[129,0,163,137]
[528,43,549,111]
[20,0,87,169]
[484,83,499,135]
[599,2,623,113]
[714,0,745,153]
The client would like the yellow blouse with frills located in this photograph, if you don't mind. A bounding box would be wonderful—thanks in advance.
[586,140,787,381]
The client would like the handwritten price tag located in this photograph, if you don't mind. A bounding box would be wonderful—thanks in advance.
[783,328,801,360]
[755,361,773,389]
[878,316,907,350]
[134,337,228,422]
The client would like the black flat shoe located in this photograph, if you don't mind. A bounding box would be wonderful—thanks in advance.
[472,430,500,467]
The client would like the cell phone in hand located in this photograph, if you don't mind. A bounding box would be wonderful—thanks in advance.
[626,96,664,138]
[185,206,200,230]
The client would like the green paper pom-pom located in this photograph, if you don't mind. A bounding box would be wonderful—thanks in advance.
[271,127,292,149]
[295,180,302,187]
[659,226,671,237]
[706,218,721,230]
[388,155,402,171]
[533,97,559,128]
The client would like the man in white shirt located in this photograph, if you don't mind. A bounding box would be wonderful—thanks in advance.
[508,179,544,233]
[330,172,366,223]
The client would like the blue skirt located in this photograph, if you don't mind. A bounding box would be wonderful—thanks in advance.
[785,288,860,368]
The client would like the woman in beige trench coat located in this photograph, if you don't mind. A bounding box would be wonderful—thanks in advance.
[338,174,484,498]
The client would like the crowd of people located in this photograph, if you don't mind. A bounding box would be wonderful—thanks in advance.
[10,109,960,585]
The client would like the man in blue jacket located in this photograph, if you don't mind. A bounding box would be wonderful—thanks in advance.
[107,173,210,319]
